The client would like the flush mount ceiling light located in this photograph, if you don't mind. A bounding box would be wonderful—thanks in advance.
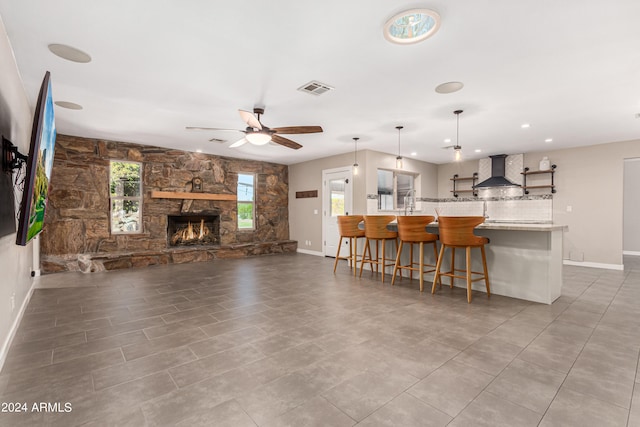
[48,44,92,63]
[54,101,83,110]
[383,8,441,45]
[435,81,464,94]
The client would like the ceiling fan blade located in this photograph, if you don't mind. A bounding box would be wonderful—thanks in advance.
[186,126,243,132]
[238,110,262,130]
[229,137,248,148]
[272,126,323,134]
[272,134,302,150]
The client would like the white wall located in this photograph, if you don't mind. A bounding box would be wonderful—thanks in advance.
[289,149,438,254]
[0,15,36,368]
[624,158,640,254]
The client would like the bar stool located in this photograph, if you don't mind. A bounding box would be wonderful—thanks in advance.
[359,215,398,282]
[391,215,441,292]
[333,215,365,276]
[432,216,491,303]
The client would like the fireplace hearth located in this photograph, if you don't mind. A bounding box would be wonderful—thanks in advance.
[167,214,220,247]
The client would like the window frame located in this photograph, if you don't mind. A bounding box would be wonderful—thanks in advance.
[377,168,417,211]
[109,160,143,235]
[237,172,255,231]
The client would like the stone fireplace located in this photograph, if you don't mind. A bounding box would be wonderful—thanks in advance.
[40,135,296,274]
[167,213,220,247]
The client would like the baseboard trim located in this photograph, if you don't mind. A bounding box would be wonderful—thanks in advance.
[623,251,640,256]
[0,280,36,372]
[296,248,324,257]
[563,260,624,271]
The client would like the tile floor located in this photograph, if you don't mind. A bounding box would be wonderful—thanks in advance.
[1,253,639,426]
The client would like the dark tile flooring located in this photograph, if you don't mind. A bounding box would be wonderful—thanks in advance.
[1,253,639,426]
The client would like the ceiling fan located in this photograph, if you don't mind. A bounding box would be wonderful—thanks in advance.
[186,107,323,150]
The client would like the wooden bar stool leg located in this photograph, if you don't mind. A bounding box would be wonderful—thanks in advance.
[410,243,414,281]
[433,242,442,288]
[381,239,386,282]
[333,236,344,273]
[391,240,403,286]
[466,246,472,303]
[419,241,424,292]
[395,238,401,279]
[450,247,456,288]
[481,245,491,297]
[353,237,358,277]
[432,244,446,294]
[359,238,370,277]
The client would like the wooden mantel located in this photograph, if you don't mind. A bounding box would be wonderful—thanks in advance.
[150,191,237,201]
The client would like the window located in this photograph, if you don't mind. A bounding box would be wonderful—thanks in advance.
[237,173,254,230]
[109,161,142,233]
[329,178,345,216]
[377,169,416,210]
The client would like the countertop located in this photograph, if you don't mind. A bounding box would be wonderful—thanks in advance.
[425,221,567,232]
[365,218,567,232]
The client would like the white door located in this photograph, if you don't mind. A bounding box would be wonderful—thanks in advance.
[323,168,353,257]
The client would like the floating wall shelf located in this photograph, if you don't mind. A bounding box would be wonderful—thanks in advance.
[450,173,478,197]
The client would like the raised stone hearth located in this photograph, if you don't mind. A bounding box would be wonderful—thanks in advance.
[40,135,293,274]
[41,240,297,273]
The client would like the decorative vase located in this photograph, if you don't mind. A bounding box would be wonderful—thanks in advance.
[539,156,551,171]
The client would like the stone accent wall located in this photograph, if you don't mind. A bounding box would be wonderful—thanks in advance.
[40,135,293,273]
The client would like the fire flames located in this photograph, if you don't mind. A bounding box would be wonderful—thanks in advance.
[170,219,215,246]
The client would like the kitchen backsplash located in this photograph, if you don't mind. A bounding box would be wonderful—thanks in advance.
[367,194,553,223]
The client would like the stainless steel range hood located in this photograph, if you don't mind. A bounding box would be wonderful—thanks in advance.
[473,154,520,188]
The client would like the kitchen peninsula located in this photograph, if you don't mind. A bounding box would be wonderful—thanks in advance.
[426,221,566,304]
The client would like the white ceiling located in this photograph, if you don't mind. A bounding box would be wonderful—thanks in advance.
[1,1,639,165]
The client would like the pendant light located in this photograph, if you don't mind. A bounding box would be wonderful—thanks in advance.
[453,110,463,161]
[352,137,360,175]
[396,125,404,169]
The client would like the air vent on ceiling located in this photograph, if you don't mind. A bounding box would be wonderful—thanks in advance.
[297,80,334,96]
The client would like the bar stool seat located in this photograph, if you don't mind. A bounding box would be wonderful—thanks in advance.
[432,216,491,303]
[333,215,365,276]
[391,215,441,292]
[359,215,398,282]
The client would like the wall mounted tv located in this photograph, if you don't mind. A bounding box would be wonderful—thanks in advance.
[16,71,57,246]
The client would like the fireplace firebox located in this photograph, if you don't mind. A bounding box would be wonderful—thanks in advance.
[167,214,220,246]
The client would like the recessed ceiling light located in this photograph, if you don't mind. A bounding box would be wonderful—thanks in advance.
[196,149,203,153]
[410,152,417,156]
[435,82,464,94]
[475,149,482,153]
[54,101,83,110]
[444,138,451,143]
[521,123,531,129]
[48,44,92,63]
[383,9,441,45]
[545,138,553,143]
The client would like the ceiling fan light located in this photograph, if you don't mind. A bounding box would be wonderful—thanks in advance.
[245,132,272,145]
